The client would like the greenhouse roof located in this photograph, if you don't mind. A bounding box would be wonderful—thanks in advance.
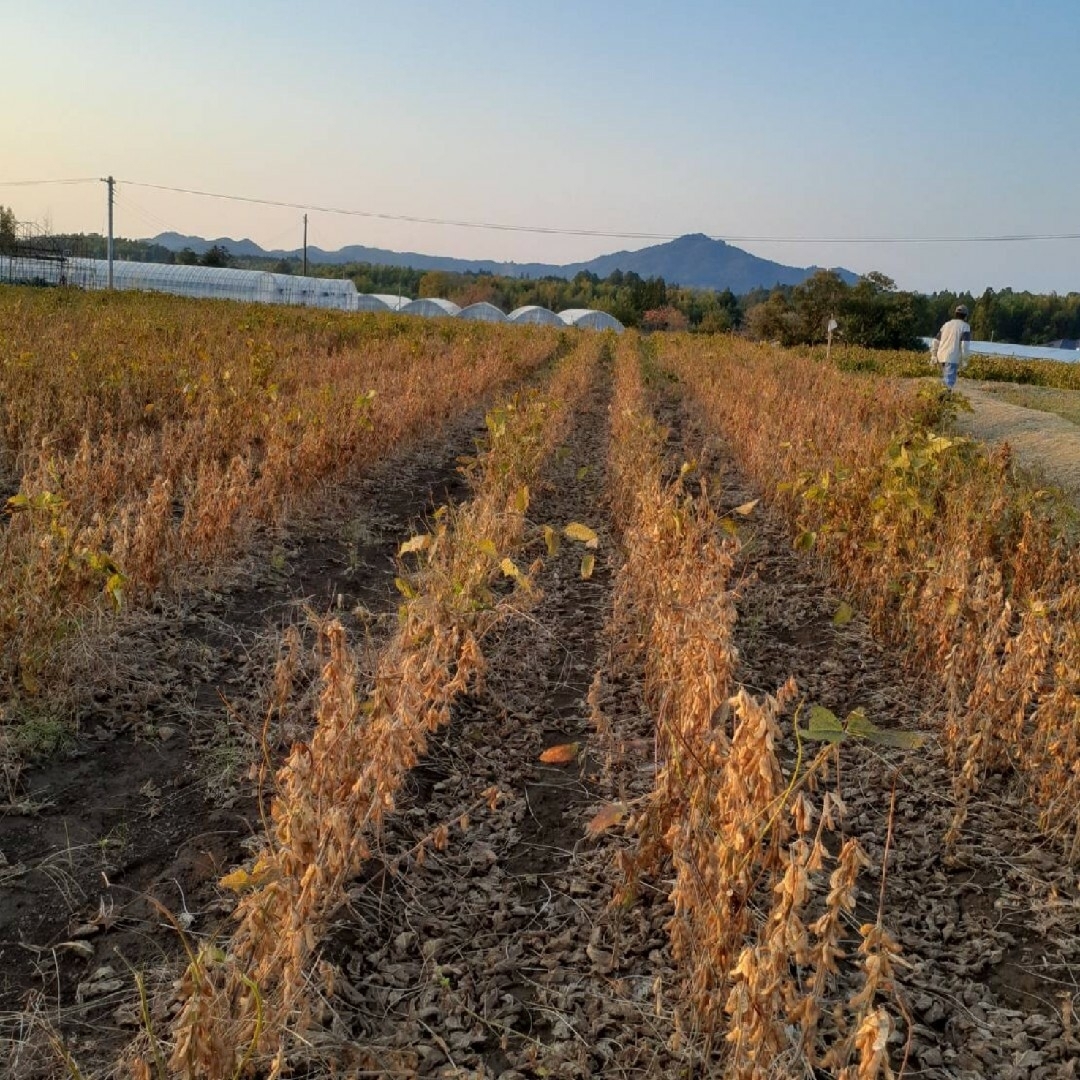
[458,302,508,322]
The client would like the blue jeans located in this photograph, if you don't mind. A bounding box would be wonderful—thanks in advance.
[943,361,959,389]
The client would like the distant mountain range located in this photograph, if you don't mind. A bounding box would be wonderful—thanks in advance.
[147,231,859,294]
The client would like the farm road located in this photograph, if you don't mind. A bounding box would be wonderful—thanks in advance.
[956,384,1080,496]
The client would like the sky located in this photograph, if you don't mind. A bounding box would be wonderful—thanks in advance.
[2,0,1079,294]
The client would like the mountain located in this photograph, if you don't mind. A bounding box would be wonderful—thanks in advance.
[148,231,859,293]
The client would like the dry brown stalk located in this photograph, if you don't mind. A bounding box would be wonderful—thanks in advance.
[659,333,1080,856]
[157,336,603,1078]
[0,290,563,715]
[606,333,903,1075]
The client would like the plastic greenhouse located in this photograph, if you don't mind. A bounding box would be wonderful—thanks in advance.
[507,305,563,327]
[3,255,627,333]
[355,294,393,312]
[70,259,361,309]
[400,298,462,318]
[558,308,624,332]
[370,294,411,311]
[458,301,508,323]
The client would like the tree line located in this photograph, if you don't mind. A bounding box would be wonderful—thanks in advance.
[5,212,1078,347]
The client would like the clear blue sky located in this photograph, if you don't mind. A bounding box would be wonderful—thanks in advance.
[4,0,1079,293]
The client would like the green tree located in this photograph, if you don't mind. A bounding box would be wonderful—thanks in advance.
[200,245,232,268]
[0,205,16,250]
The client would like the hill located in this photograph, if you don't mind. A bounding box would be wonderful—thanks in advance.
[148,231,859,293]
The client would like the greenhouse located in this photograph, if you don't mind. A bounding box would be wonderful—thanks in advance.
[355,293,392,312]
[2,256,626,332]
[507,305,563,327]
[558,308,625,333]
[62,259,365,309]
[370,294,411,311]
[458,301,508,323]
[400,297,462,318]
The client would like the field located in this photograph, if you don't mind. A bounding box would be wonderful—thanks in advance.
[2,290,1080,1080]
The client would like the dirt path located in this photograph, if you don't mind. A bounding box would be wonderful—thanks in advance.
[956,384,1080,496]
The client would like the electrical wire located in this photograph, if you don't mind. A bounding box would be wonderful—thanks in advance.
[0,178,100,186]
[121,180,1080,245]
[4,176,1079,245]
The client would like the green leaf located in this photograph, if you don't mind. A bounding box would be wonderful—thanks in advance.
[832,601,855,626]
[846,708,928,749]
[795,530,817,551]
[576,466,589,480]
[394,576,418,599]
[802,705,846,743]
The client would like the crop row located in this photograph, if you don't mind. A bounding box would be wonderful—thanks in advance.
[602,334,901,1077]
[0,290,563,723]
[157,335,605,1078]
[661,334,1080,856]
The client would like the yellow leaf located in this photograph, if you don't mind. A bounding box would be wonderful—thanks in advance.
[564,522,599,549]
[539,742,579,765]
[515,485,530,513]
[576,465,589,480]
[219,867,253,892]
[734,499,759,516]
[500,557,522,580]
[543,524,560,556]
[833,601,855,626]
[398,533,431,556]
[478,538,498,558]
[394,576,418,599]
[585,802,626,838]
[580,553,595,580]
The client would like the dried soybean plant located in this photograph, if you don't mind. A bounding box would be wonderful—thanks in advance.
[0,292,560,721]
[661,333,1080,857]
[605,333,903,1076]
[155,337,602,1079]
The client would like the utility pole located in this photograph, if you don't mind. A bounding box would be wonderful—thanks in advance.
[303,213,308,276]
[105,175,115,289]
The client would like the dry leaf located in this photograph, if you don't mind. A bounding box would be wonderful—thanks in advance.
[734,499,759,516]
[585,802,626,838]
[398,533,431,556]
[539,742,579,765]
[564,522,599,549]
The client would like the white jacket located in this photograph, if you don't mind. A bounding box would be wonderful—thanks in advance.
[934,318,971,367]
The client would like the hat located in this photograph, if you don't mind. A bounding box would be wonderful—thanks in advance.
[955,304,969,318]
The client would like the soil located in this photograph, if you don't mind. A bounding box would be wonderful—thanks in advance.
[957,383,1080,497]
[5,357,1080,1079]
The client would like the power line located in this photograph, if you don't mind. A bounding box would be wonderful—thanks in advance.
[4,176,1080,245]
[0,178,100,186]
[120,181,1080,245]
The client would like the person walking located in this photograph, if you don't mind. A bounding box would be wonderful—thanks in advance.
[933,304,972,390]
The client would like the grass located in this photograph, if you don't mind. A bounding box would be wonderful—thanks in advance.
[972,381,1080,427]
